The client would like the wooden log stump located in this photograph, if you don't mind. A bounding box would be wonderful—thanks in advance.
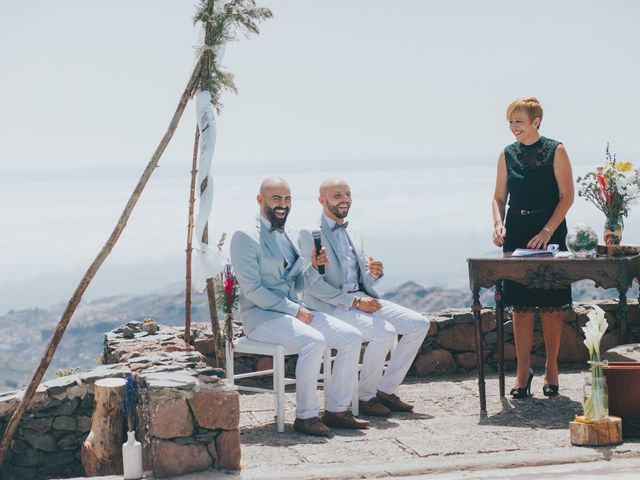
[570,415,622,446]
[81,378,126,476]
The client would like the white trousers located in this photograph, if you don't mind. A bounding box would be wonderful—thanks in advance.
[333,299,429,400]
[248,310,362,420]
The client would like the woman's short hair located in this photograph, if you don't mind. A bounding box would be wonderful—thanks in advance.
[506,97,543,128]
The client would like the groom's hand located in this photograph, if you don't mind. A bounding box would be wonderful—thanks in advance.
[367,256,383,278]
[355,297,382,313]
[296,307,314,324]
[311,247,329,270]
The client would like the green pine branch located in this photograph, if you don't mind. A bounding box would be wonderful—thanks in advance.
[194,0,273,113]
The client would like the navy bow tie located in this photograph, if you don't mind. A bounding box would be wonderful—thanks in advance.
[331,221,349,231]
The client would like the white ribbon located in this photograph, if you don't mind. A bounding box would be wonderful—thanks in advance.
[193,90,223,290]
[192,6,229,290]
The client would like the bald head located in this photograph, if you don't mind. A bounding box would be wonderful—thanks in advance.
[319,178,349,197]
[319,178,352,222]
[260,176,290,196]
[257,177,292,228]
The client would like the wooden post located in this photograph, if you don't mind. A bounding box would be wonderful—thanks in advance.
[570,415,622,446]
[81,378,127,475]
[203,221,224,367]
[184,126,201,343]
[0,56,204,467]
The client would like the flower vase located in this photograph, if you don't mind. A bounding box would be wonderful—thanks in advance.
[225,313,234,345]
[583,363,609,421]
[603,215,623,246]
[122,430,143,480]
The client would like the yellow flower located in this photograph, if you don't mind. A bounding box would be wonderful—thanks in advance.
[616,161,634,172]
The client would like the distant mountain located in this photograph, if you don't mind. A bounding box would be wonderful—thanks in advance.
[0,279,631,391]
[0,291,212,391]
[383,281,495,312]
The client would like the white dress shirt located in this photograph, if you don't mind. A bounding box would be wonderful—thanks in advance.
[261,216,297,272]
[323,215,360,292]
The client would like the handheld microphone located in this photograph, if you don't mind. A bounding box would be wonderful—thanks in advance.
[312,230,325,275]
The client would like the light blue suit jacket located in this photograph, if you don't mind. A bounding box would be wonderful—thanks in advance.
[298,215,381,314]
[230,216,310,334]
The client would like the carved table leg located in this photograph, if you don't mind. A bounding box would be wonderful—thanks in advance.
[495,282,505,398]
[618,289,628,345]
[472,289,487,415]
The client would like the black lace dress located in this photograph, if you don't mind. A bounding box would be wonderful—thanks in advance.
[502,136,572,311]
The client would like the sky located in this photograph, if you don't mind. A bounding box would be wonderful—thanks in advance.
[1,0,640,313]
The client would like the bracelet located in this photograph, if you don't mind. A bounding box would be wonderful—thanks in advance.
[542,227,552,235]
[493,219,503,226]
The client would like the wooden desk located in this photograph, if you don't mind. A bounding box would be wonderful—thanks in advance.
[467,253,640,414]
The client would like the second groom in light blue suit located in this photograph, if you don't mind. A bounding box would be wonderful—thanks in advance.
[299,179,430,417]
[230,177,369,436]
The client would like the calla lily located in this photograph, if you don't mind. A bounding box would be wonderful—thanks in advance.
[582,305,609,421]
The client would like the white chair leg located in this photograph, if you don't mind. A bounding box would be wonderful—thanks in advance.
[351,368,359,416]
[323,347,332,410]
[275,346,285,433]
[225,340,235,386]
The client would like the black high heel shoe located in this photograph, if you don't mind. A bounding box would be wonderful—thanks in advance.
[543,384,559,397]
[510,368,533,399]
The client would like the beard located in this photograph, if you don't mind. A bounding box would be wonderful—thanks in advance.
[265,205,290,229]
[327,202,350,219]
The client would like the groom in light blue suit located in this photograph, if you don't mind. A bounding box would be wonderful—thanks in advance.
[299,179,430,417]
[230,177,369,436]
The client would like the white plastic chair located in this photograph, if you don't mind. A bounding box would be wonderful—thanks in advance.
[226,336,359,432]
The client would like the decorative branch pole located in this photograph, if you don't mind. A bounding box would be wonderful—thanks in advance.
[185,0,219,349]
[0,56,204,466]
[0,0,272,466]
[185,0,272,364]
[184,126,201,343]
[198,0,224,366]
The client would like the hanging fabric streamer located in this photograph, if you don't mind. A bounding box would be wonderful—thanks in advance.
[193,90,223,290]
[192,5,228,290]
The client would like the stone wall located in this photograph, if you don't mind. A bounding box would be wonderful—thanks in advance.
[0,322,241,480]
[104,322,241,477]
[412,300,640,376]
[228,300,640,384]
[0,364,129,480]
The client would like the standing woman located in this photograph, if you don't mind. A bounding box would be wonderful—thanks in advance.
[492,97,574,398]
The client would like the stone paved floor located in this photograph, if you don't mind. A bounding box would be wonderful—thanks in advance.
[231,369,640,479]
[76,369,640,479]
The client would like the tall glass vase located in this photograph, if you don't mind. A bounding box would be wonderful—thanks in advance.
[583,360,609,421]
[604,215,623,246]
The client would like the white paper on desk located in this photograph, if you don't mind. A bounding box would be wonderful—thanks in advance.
[512,244,560,257]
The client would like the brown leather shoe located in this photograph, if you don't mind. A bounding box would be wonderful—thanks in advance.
[376,390,414,412]
[293,416,332,437]
[359,397,391,417]
[323,410,370,429]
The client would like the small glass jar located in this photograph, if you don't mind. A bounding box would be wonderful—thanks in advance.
[566,223,598,257]
[583,375,609,421]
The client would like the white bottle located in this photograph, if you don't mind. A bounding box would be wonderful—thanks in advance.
[122,430,143,479]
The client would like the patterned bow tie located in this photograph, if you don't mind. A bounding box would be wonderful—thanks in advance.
[269,226,285,233]
[331,221,349,231]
